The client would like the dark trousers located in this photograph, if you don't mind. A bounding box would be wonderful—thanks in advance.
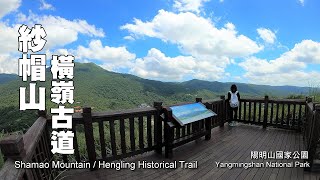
[228,106,238,123]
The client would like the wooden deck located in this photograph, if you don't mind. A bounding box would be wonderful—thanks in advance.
[61,124,320,180]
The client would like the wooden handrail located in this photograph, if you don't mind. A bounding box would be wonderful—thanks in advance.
[23,117,47,161]
[240,98,306,104]
[47,107,158,124]
[202,98,224,104]
[236,97,308,130]
[92,107,157,118]
[0,115,52,180]
[0,159,25,179]
[303,103,320,171]
[0,96,316,179]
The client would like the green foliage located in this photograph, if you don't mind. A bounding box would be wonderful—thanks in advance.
[0,62,312,132]
[0,62,312,168]
[0,63,218,132]
[308,82,320,102]
[286,94,305,99]
[0,106,37,133]
[0,65,310,144]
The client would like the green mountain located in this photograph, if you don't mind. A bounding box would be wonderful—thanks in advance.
[0,62,310,132]
[0,63,216,132]
[181,79,309,97]
[0,74,18,84]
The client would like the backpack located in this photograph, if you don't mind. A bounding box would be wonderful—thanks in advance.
[229,91,239,108]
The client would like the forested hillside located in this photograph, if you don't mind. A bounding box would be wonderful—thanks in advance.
[0,62,311,132]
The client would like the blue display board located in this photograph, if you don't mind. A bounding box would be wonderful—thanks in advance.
[170,102,217,126]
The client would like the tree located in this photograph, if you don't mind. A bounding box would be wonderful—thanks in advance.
[308,81,320,102]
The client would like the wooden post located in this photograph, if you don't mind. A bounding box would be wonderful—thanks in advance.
[0,135,30,179]
[204,102,212,140]
[37,110,47,118]
[0,135,25,161]
[312,105,320,170]
[194,98,202,133]
[220,95,226,127]
[315,104,320,114]
[315,104,320,123]
[263,96,269,129]
[164,107,174,158]
[82,107,97,170]
[153,102,163,154]
[38,109,57,167]
[305,97,310,125]
[307,104,320,171]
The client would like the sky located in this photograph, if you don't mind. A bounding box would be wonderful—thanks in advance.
[0,0,320,87]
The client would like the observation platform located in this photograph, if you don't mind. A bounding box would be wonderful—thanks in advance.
[1,97,319,180]
[63,124,320,180]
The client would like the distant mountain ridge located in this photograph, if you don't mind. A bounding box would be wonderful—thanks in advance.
[0,63,310,97]
[180,79,310,97]
[0,74,18,84]
[0,62,312,132]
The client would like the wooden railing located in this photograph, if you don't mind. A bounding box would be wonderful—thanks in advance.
[0,111,56,179]
[235,96,306,130]
[45,102,164,170]
[303,98,320,171]
[1,96,319,179]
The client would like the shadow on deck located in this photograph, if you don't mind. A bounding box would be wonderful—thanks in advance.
[62,124,320,180]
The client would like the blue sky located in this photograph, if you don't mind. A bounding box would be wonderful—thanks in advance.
[0,0,319,87]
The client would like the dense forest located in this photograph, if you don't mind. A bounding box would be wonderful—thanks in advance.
[0,62,314,132]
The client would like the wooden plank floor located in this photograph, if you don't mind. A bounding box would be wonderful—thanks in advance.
[61,124,320,180]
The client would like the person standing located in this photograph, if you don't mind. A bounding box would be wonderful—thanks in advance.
[227,84,240,126]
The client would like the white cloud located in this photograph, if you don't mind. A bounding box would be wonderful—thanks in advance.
[257,28,276,44]
[54,49,69,56]
[299,0,304,6]
[0,0,21,19]
[234,76,242,81]
[0,12,105,73]
[239,56,306,75]
[130,48,196,80]
[124,35,135,41]
[0,22,19,54]
[0,22,21,74]
[121,10,263,81]
[74,40,136,71]
[173,0,210,14]
[284,40,320,64]
[64,41,227,81]
[239,40,320,86]
[39,0,55,11]
[0,54,18,74]
[130,48,225,81]
[16,12,105,49]
[121,10,262,62]
[240,70,320,87]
